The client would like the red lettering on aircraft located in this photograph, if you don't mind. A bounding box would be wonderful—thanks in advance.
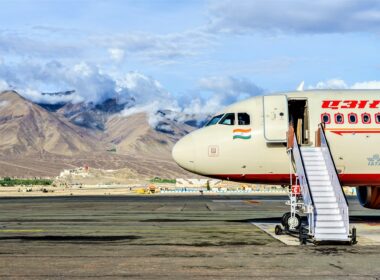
[357,100,369,108]
[341,100,357,109]
[369,100,380,109]
[322,100,341,109]
[322,100,380,109]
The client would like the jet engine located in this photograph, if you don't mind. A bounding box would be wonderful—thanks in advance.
[356,186,380,209]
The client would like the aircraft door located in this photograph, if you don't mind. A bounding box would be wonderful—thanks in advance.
[263,95,288,142]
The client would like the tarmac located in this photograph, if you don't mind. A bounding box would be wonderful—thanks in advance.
[0,194,379,279]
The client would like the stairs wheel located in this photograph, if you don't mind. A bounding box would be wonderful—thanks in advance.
[299,226,307,245]
[300,236,307,245]
[350,227,358,245]
[282,213,301,230]
[275,225,283,235]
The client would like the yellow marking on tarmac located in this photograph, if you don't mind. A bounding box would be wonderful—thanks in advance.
[0,229,45,233]
[245,200,260,204]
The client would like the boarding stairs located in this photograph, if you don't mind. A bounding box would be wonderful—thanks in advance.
[288,123,352,243]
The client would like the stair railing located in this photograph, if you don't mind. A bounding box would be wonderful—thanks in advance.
[318,123,349,235]
[288,127,315,235]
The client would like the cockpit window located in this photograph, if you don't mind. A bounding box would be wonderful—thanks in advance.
[238,113,250,125]
[205,114,224,126]
[219,113,235,125]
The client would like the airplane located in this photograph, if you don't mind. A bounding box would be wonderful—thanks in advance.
[172,90,380,206]
[172,89,380,214]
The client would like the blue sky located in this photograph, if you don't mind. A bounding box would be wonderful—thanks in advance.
[0,0,380,114]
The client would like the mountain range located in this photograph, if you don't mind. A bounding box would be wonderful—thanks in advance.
[0,90,202,178]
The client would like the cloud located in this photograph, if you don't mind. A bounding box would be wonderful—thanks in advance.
[0,80,10,92]
[351,80,380,89]
[0,60,124,104]
[208,0,380,34]
[0,25,214,66]
[198,76,263,108]
[309,79,380,89]
[95,28,214,64]
[108,48,125,63]
[119,72,180,127]
[120,75,264,128]
[0,29,83,59]
[164,76,265,126]
[311,79,349,89]
[117,72,172,105]
[0,59,266,129]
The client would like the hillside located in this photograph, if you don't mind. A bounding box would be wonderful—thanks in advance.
[0,91,99,156]
[0,90,198,179]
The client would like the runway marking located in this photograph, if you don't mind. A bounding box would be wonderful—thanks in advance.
[0,229,45,233]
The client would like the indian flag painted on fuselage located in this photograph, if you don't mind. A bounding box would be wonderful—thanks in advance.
[233,128,252,140]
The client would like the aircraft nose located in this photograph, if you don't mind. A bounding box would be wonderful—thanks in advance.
[172,134,196,172]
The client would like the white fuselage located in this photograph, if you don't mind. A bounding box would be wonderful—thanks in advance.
[172,90,380,187]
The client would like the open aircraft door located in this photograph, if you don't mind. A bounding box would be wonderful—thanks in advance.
[263,95,288,142]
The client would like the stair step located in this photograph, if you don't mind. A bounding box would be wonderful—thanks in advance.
[301,147,321,152]
[304,161,326,166]
[312,191,335,197]
[315,227,347,234]
[301,148,322,154]
[303,159,324,163]
[316,215,343,221]
[302,151,322,155]
[309,181,331,186]
[310,186,333,192]
[314,202,339,209]
[302,152,323,156]
[316,221,344,227]
[316,208,340,214]
[314,196,336,203]
[305,166,327,171]
[305,170,329,176]
[308,175,330,181]
[314,234,349,241]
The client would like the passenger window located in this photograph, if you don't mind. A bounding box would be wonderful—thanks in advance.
[362,113,371,124]
[321,113,330,124]
[238,113,250,125]
[335,113,344,124]
[219,113,235,125]
[205,114,224,126]
[376,113,380,124]
[348,113,357,124]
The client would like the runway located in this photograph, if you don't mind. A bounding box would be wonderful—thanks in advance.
[0,195,379,279]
